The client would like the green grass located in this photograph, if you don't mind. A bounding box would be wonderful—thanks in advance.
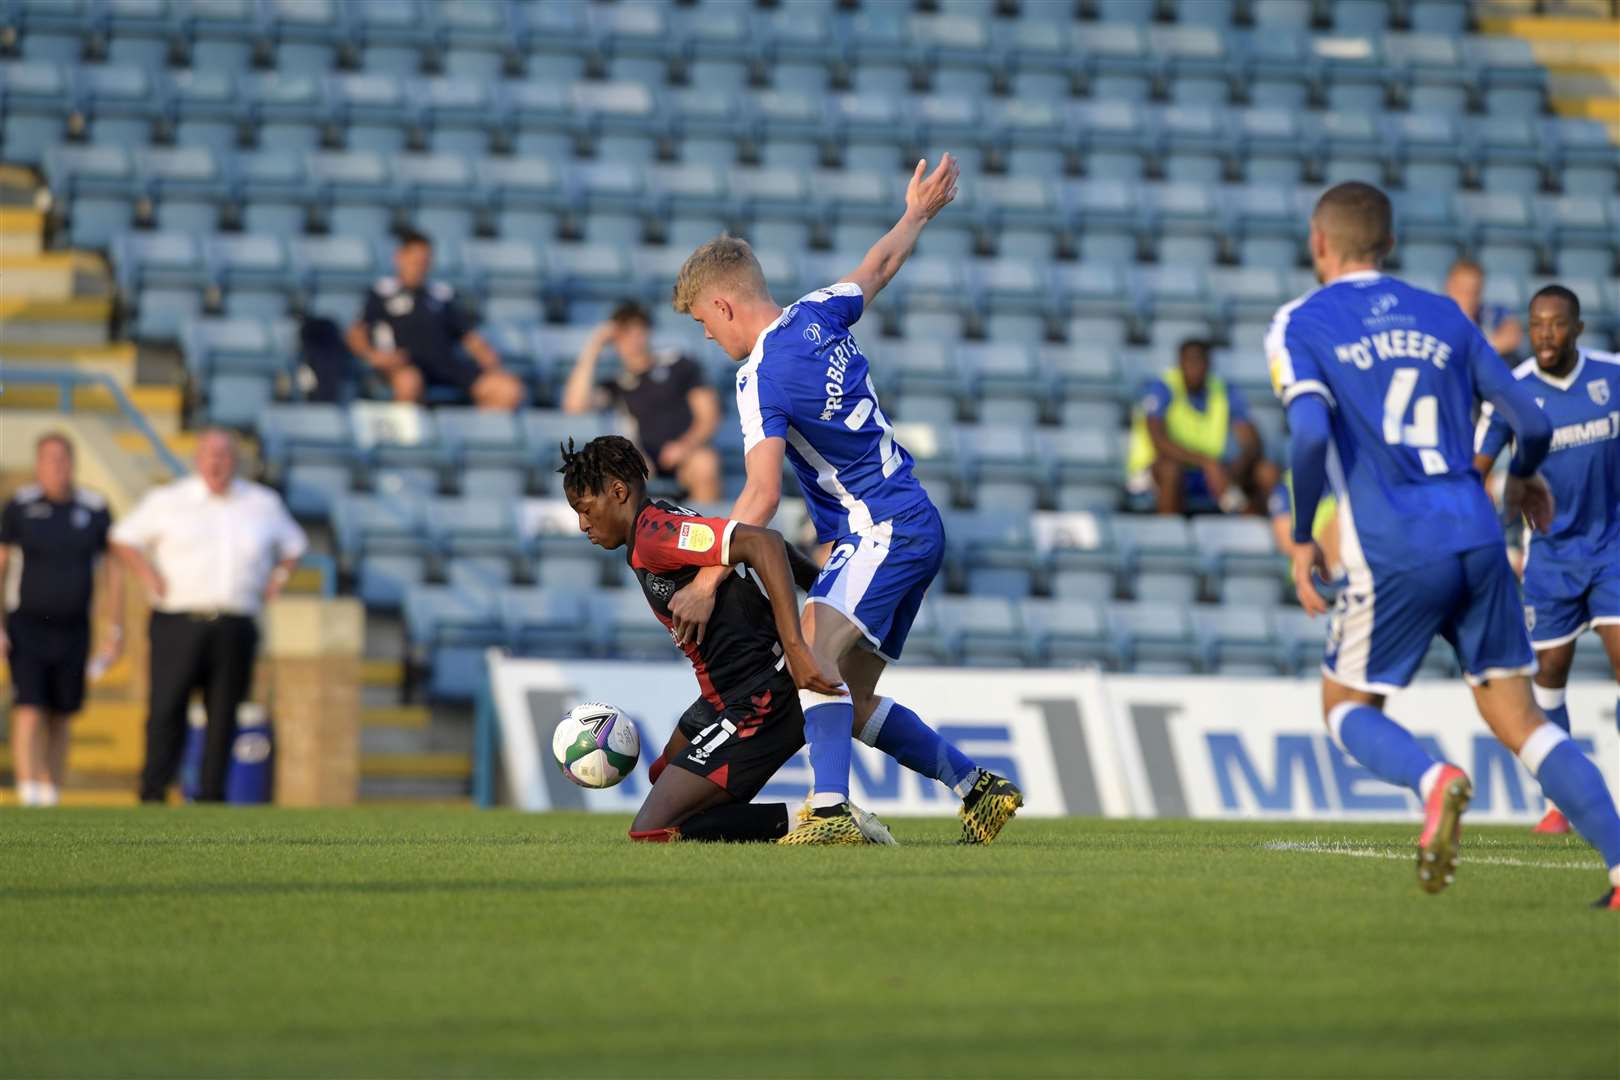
[1,810,1616,1079]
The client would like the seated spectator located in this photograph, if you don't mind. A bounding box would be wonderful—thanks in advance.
[1126,338,1278,515]
[345,229,524,411]
[561,300,722,503]
[1444,258,1524,361]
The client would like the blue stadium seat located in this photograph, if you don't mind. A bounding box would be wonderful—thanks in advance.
[445,554,515,594]
[292,235,379,292]
[1108,601,1200,672]
[434,496,522,558]
[1036,428,1119,486]
[357,553,428,612]
[283,461,352,521]
[1031,509,1119,574]
[335,493,430,565]
[403,584,504,653]
[112,231,207,293]
[1221,573,1284,609]
[371,467,439,500]
[349,401,443,468]
[205,234,293,295]
[434,407,528,469]
[1133,570,1200,606]
[1191,516,1278,577]
[501,587,593,657]
[1113,514,1199,575]
[1193,606,1278,672]
[593,589,682,661]
[936,595,1026,666]
[205,372,273,430]
[1020,598,1113,668]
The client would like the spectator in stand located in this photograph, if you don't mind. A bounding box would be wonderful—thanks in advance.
[110,430,306,804]
[346,229,524,411]
[561,300,723,503]
[1445,257,1524,362]
[1126,339,1279,515]
[0,432,124,807]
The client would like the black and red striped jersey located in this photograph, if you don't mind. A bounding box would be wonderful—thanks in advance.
[627,499,785,710]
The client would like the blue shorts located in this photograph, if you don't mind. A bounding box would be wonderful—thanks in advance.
[807,500,945,663]
[1323,544,1536,694]
[1522,549,1620,649]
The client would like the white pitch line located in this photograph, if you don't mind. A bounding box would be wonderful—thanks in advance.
[1264,840,1604,872]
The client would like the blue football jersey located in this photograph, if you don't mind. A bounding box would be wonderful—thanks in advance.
[1268,271,1510,572]
[1475,348,1620,567]
[736,283,930,542]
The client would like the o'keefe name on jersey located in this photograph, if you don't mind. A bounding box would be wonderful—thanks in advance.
[1333,330,1455,371]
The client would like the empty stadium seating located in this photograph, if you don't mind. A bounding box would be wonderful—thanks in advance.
[5,0,1616,699]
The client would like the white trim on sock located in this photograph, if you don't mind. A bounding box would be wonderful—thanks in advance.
[17,780,39,806]
[37,782,59,807]
[1518,722,1570,777]
[858,697,895,747]
[1326,701,1360,754]
[810,792,844,810]
[1418,763,1444,803]
[798,686,850,712]
[1532,684,1567,711]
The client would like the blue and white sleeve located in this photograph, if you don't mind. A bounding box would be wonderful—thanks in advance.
[737,369,791,455]
[1267,304,1335,410]
[798,282,865,330]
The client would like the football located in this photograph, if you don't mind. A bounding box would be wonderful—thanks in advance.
[551,703,640,789]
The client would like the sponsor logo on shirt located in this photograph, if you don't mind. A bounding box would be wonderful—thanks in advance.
[1548,411,1620,452]
[677,522,715,553]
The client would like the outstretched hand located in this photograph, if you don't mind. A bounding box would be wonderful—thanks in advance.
[905,153,960,223]
[1505,472,1556,534]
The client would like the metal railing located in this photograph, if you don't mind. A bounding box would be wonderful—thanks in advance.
[1,365,187,476]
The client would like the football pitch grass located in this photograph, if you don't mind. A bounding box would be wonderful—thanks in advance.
[3,809,1616,1079]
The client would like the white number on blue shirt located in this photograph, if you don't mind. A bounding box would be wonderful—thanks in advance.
[1381,368,1447,474]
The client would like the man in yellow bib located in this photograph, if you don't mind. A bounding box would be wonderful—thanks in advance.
[1126,339,1278,515]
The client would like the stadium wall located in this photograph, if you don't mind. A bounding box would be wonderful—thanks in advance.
[483,655,1618,825]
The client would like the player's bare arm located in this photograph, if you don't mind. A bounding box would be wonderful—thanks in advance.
[669,437,785,645]
[460,330,502,372]
[561,322,616,414]
[725,524,843,697]
[661,385,720,471]
[842,154,960,307]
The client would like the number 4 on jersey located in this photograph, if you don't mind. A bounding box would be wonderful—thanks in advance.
[1382,368,1448,475]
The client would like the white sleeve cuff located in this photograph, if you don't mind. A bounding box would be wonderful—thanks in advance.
[720,519,738,565]
[1282,380,1336,409]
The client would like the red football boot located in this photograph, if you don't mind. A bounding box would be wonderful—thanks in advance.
[1418,765,1472,895]
[1531,807,1572,835]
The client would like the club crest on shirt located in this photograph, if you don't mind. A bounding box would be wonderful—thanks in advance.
[385,293,414,317]
[645,574,676,601]
[1589,379,1611,407]
[73,507,90,529]
[677,522,715,553]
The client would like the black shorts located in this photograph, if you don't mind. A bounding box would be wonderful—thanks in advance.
[417,358,482,393]
[6,613,90,715]
[670,671,804,802]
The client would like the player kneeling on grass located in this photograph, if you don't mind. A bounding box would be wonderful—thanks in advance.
[560,435,893,845]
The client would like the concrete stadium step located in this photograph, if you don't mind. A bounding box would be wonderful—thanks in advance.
[0,700,144,774]
[0,341,138,387]
[0,382,182,435]
[1479,12,1620,139]
[0,296,112,348]
[360,752,471,781]
[0,250,111,300]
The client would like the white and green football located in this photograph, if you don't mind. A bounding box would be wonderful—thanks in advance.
[552,703,639,789]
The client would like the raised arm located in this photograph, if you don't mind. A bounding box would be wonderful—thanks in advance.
[841,154,960,308]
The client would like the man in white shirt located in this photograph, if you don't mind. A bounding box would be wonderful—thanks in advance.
[111,429,307,803]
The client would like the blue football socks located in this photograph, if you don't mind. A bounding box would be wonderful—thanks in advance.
[1520,723,1620,871]
[1329,703,1439,795]
[859,698,981,797]
[800,691,853,808]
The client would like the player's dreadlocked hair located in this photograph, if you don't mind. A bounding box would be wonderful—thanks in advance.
[558,435,648,495]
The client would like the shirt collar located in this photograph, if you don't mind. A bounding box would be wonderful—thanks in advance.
[1329,270,1383,285]
[1530,351,1588,393]
[186,476,243,502]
